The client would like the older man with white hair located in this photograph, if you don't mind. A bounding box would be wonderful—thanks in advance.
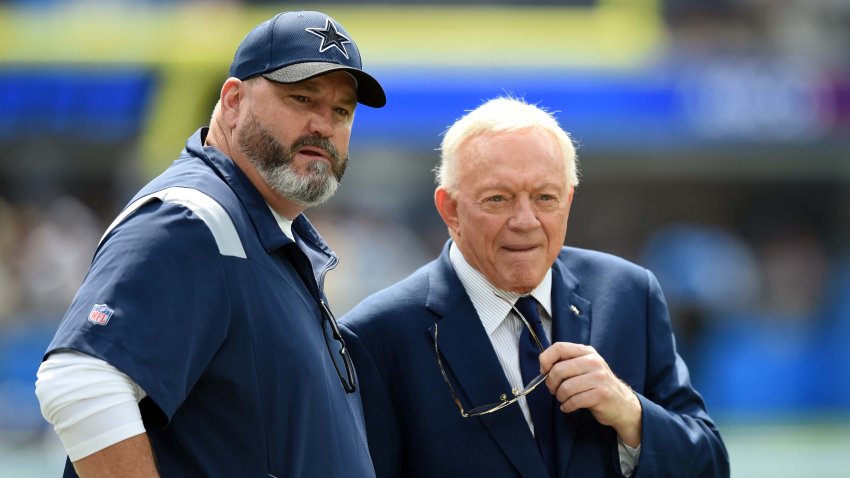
[340,96,729,478]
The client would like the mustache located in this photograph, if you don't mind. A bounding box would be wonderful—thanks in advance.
[288,135,340,165]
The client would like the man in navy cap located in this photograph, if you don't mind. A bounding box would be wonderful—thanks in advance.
[35,11,385,477]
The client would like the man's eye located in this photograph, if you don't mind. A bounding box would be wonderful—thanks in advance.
[487,195,505,203]
[335,107,351,117]
[293,95,310,103]
[538,194,556,201]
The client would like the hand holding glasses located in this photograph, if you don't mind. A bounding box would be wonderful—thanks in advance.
[432,292,550,418]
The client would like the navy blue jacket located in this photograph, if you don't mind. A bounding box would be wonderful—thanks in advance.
[46,129,375,477]
[341,242,729,478]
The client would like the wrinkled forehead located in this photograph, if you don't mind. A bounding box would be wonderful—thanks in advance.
[458,129,567,182]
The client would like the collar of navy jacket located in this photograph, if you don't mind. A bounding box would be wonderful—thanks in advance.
[188,127,339,292]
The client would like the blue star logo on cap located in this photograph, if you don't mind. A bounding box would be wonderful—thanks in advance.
[305,18,352,59]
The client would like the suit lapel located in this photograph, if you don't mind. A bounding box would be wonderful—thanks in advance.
[550,258,592,477]
[425,245,549,478]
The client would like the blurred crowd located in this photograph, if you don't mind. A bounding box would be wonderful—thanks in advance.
[0,195,100,445]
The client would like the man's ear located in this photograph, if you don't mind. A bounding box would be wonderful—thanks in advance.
[219,78,244,130]
[434,187,460,233]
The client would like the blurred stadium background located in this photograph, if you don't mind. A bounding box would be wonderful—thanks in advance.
[1,0,849,476]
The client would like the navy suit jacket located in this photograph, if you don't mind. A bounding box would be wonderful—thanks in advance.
[340,242,729,478]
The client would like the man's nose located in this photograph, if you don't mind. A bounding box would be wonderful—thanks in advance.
[508,196,539,230]
[308,110,333,137]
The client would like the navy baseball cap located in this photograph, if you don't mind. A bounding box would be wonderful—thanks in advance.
[229,11,386,108]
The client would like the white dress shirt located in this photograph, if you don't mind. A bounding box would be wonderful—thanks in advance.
[448,242,640,476]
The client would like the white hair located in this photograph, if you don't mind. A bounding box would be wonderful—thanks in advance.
[435,96,579,191]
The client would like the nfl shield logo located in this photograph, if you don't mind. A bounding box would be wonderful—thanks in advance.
[88,304,114,326]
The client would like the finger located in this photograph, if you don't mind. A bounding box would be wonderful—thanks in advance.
[539,342,595,373]
[544,352,605,393]
[558,387,601,414]
[553,369,607,405]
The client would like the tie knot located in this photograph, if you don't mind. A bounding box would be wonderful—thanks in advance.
[514,296,543,327]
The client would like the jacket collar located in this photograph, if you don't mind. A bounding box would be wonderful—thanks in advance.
[185,128,338,276]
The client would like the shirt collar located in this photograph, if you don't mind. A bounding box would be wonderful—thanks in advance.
[449,241,552,336]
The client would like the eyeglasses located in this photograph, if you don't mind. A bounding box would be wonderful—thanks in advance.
[432,293,549,418]
[319,299,357,393]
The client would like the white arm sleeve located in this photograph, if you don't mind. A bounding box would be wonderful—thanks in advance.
[35,350,148,461]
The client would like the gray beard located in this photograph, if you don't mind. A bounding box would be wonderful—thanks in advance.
[261,157,340,208]
[238,113,347,208]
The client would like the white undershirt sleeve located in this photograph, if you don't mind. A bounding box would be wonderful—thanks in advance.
[35,350,148,461]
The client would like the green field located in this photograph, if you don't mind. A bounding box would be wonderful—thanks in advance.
[3,419,849,477]
[721,419,850,477]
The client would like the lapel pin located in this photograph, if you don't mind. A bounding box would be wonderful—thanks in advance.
[570,305,580,316]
